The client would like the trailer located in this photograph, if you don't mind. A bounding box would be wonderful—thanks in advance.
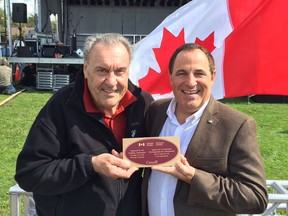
[5,0,190,90]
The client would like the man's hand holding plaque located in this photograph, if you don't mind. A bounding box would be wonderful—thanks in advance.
[123,136,180,167]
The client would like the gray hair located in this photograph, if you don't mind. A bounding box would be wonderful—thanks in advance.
[83,33,133,62]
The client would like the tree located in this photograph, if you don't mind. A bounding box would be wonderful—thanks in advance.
[27,14,37,28]
[0,7,5,32]
[0,6,6,44]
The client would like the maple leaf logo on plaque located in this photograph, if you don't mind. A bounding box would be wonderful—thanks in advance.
[138,28,216,95]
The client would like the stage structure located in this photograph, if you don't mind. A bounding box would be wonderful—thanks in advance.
[6,0,192,90]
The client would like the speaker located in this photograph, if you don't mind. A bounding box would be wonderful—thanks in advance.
[12,3,27,23]
[42,45,55,57]
[16,47,34,57]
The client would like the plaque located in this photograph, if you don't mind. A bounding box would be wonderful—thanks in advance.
[123,136,180,167]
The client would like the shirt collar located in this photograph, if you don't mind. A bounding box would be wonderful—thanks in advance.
[83,79,136,113]
[167,97,210,124]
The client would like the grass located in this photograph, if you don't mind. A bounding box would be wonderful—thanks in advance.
[0,93,287,215]
[0,90,53,215]
[220,97,288,179]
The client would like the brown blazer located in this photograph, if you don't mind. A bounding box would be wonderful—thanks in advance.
[142,97,268,216]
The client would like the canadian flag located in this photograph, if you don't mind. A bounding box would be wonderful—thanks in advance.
[129,0,288,99]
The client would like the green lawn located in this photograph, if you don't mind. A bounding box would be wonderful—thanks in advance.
[0,92,287,215]
[0,91,53,215]
[220,97,288,179]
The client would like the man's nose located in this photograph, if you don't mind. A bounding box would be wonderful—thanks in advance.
[105,72,118,86]
[186,73,197,86]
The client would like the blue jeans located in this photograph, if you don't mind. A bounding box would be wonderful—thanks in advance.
[0,84,17,95]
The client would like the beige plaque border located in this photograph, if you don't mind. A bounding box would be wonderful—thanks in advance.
[123,136,180,168]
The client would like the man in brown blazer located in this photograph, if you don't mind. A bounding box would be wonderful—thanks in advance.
[142,43,268,216]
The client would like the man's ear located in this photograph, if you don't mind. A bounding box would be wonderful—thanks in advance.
[211,70,216,84]
[83,62,88,79]
[169,73,173,85]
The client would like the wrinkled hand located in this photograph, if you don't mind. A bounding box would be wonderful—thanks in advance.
[152,155,195,184]
[92,150,138,179]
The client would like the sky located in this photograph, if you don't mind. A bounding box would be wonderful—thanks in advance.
[1,0,35,16]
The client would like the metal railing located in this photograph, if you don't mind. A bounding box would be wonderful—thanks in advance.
[10,180,288,216]
[264,180,288,215]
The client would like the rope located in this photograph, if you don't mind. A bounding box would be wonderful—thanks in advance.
[0,89,26,107]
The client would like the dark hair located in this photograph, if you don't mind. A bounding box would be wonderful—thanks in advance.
[168,43,215,75]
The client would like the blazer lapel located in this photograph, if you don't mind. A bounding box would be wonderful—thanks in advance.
[148,99,170,137]
[184,97,219,165]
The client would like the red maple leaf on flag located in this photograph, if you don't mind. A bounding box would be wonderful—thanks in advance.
[138,28,185,94]
[195,32,216,53]
[139,28,216,95]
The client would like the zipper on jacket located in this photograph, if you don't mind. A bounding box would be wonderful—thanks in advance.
[118,178,124,199]
[116,178,124,214]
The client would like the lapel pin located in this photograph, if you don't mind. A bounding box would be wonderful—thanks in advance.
[131,129,136,137]
[207,119,213,124]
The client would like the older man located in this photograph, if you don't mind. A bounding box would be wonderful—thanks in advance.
[15,33,153,216]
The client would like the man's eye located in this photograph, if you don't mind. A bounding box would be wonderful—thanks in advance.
[195,72,206,77]
[176,72,186,76]
[96,69,108,75]
[114,68,126,75]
